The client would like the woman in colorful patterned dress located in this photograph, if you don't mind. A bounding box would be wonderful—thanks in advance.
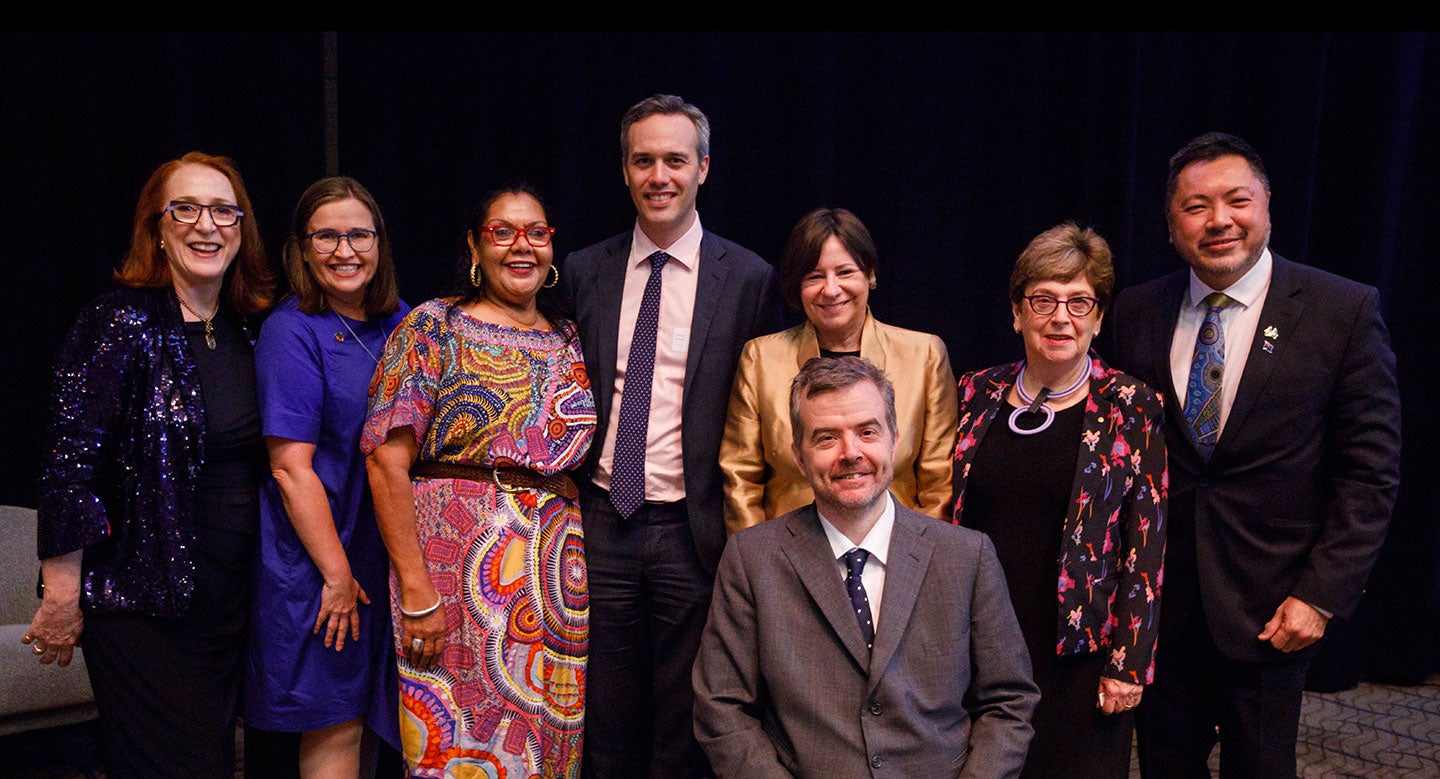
[950,223,1167,778]
[363,185,595,778]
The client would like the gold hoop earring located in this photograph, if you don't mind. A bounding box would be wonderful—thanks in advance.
[470,262,483,288]
[544,265,560,289]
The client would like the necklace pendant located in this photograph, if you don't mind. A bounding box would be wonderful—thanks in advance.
[204,322,217,351]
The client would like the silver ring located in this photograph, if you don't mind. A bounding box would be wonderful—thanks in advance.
[33,644,45,655]
[411,638,424,652]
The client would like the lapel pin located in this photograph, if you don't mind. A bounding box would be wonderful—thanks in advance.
[335,331,346,343]
[1264,325,1279,339]
[1263,341,1275,353]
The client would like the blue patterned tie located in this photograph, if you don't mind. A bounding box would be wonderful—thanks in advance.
[609,251,670,518]
[1184,292,1233,459]
[842,548,874,650]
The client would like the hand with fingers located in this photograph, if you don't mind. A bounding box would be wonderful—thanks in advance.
[399,596,448,671]
[315,573,370,651]
[24,597,84,668]
[1097,676,1144,716]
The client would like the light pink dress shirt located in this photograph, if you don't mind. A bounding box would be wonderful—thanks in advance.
[593,217,704,502]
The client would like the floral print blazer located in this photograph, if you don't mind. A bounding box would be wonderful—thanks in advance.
[952,352,1167,684]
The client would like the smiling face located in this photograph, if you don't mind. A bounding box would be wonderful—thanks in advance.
[468,192,553,309]
[623,112,709,247]
[304,197,378,316]
[800,235,873,349]
[1167,154,1272,290]
[792,379,897,523]
[159,163,242,293]
[1013,274,1104,375]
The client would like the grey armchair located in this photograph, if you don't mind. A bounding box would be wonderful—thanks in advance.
[0,504,97,736]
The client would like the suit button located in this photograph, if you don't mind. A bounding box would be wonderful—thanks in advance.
[869,702,882,716]
[871,754,884,769]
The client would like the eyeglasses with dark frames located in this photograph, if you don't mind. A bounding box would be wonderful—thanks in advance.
[480,225,556,247]
[165,201,244,227]
[305,229,378,254]
[1024,294,1099,317]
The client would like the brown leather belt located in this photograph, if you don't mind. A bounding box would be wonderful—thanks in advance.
[410,461,579,500]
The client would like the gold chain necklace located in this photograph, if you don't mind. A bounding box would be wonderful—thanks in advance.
[176,292,217,350]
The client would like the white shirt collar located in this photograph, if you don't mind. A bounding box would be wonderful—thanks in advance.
[1187,247,1273,309]
[817,493,896,566]
[630,214,703,271]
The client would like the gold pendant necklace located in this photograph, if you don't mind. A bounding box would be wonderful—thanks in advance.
[176,292,217,350]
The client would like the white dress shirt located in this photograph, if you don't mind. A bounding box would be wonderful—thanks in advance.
[1169,248,1273,440]
[817,494,896,628]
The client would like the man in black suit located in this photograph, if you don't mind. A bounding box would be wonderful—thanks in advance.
[1109,132,1402,777]
[561,94,782,778]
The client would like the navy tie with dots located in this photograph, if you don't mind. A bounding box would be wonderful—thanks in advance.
[842,548,874,650]
[609,251,670,518]
[1184,291,1233,460]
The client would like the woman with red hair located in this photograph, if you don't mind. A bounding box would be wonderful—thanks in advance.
[23,152,274,778]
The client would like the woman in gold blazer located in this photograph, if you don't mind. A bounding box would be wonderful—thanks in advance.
[719,208,958,534]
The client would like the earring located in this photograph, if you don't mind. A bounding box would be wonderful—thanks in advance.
[544,265,560,289]
[470,262,483,288]
[159,238,166,250]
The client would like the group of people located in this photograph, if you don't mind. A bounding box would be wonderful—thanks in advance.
[21,91,1400,779]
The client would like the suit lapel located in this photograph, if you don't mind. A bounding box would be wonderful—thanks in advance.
[1152,272,1202,461]
[867,508,932,694]
[1215,256,1304,458]
[780,507,873,671]
[684,231,731,399]
[1152,272,1189,413]
[594,237,631,424]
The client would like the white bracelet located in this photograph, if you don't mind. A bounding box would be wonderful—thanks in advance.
[399,596,442,618]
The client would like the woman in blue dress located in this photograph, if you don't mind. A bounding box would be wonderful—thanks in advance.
[246,177,408,777]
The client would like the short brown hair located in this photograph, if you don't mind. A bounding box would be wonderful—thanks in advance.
[620,94,710,160]
[788,356,897,447]
[283,176,399,318]
[114,151,273,316]
[1008,222,1115,312]
[778,208,880,311]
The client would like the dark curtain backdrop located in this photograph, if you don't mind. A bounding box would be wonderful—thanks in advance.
[3,30,1434,684]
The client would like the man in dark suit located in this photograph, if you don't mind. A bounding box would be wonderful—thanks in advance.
[693,356,1038,778]
[1108,132,1402,777]
[561,94,782,778]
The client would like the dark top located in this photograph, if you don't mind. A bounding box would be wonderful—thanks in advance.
[963,398,1086,666]
[184,309,265,529]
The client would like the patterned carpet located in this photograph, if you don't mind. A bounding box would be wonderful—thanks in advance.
[1126,674,1440,777]
[3,675,1436,777]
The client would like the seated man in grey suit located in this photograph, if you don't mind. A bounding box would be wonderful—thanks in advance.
[693,356,1038,778]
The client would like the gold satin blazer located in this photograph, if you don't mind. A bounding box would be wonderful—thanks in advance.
[719,311,959,535]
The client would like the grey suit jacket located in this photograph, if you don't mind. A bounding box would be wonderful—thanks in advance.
[561,229,782,573]
[1108,255,1401,662]
[693,499,1039,778]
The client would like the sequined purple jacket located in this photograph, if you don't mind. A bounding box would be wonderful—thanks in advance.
[38,286,248,617]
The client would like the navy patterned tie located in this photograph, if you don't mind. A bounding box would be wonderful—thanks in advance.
[842,548,874,650]
[1184,291,1233,459]
[609,251,670,518]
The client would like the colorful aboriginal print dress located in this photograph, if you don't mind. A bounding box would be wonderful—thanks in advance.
[362,299,596,779]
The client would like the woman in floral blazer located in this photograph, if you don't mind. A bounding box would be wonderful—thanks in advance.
[952,223,1166,779]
